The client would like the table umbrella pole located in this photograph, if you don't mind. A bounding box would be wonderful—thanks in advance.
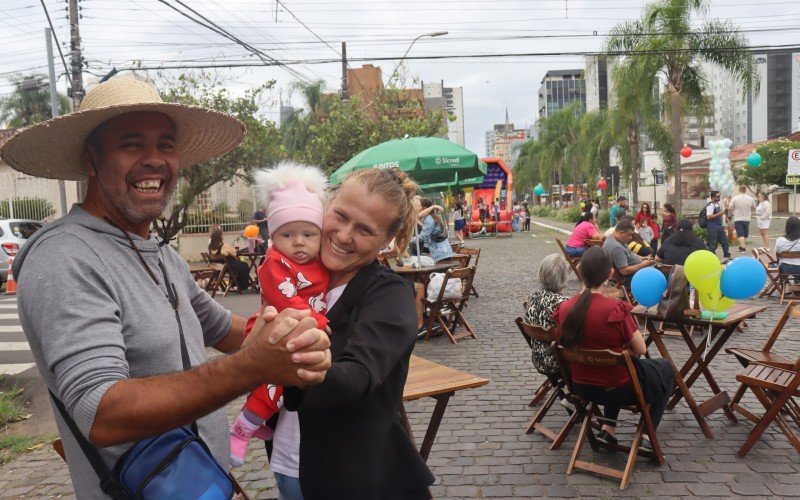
[414,223,421,268]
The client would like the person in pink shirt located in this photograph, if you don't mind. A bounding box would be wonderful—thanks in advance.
[565,211,603,257]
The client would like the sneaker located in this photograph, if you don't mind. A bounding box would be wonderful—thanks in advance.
[595,429,618,448]
[559,396,576,415]
[738,247,747,254]
[640,437,654,454]
[229,413,260,468]
[416,325,428,340]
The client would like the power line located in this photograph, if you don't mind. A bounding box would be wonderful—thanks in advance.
[156,0,317,85]
[110,42,800,73]
[39,0,73,88]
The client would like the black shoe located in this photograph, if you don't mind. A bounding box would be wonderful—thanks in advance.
[416,326,427,340]
[596,429,618,448]
[640,438,654,454]
[738,247,747,254]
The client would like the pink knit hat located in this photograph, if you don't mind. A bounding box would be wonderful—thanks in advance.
[255,161,328,237]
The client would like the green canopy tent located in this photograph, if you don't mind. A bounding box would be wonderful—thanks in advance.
[329,136,487,186]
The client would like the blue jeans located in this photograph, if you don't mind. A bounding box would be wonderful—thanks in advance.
[565,245,586,257]
[275,473,303,500]
[706,225,730,258]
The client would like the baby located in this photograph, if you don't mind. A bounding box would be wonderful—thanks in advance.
[229,161,329,467]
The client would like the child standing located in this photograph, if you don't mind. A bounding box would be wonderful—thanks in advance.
[229,161,329,468]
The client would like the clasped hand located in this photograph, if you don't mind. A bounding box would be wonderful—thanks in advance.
[242,307,332,387]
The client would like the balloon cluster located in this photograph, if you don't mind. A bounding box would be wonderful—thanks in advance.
[684,250,766,315]
[708,138,735,197]
[630,250,767,314]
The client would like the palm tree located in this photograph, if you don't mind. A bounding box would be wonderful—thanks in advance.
[606,0,759,215]
[0,75,70,127]
[537,103,585,197]
[605,61,674,206]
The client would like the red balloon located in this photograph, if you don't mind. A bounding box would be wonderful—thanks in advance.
[680,146,692,158]
[597,179,607,190]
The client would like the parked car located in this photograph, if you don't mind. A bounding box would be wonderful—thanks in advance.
[0,218,43,286]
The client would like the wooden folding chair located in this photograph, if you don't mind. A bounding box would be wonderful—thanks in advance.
[733,358,800,458]
[515,319,579,449]
[776,251,800,304]
[515,317,552,408]
[556,239,582,281]
[458,247,481,297]
[752,248,779,298]
[727,301,800,419]
[554,345,666,490]
[422,266,477,344]
[609,267,635,304]
[192,268,222,297]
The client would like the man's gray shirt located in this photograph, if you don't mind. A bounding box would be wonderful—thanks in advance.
[603,235,642,271]
[13,205,232,499]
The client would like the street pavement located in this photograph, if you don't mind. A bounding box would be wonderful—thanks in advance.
[2,225,800,498]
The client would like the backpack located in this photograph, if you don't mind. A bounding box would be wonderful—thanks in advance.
[698,203,709,228]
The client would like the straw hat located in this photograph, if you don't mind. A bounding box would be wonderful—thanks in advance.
[0,77,246,181]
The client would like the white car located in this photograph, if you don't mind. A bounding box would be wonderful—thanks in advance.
[0,218,43,286]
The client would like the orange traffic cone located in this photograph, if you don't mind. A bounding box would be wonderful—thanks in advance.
[5,257,16,295]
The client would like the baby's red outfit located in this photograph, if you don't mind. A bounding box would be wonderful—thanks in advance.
[242,246,329,422]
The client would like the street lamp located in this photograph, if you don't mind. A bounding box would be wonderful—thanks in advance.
[386,31,448,86]
[651,168,661,209]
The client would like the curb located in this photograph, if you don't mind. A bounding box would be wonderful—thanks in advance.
[529,219,571,236]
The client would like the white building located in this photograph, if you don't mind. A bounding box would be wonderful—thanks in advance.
[706,50,800,146]
[422,81,465,146]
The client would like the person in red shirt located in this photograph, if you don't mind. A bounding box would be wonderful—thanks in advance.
[553,247,674,449]
[634,202,660,253]
[229,161,330,467]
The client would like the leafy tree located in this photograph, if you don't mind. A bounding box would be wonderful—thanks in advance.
[283,85,447,173]
[0,75,70,127]
[154,72,282,242]
[735,140,800,192]
[605,0,759,215]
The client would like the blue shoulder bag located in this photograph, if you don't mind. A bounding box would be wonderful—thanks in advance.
[50,260,236,499]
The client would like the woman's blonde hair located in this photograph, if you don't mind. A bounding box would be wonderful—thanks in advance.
[339,167,419,251]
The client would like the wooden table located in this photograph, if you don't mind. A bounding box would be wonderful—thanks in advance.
[237,251,266,291]
[401,355,489,461]
[390,261,460,286]
[632,304,766,438]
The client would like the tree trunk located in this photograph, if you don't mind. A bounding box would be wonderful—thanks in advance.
[630,138,639,208]
[670,90,683,216]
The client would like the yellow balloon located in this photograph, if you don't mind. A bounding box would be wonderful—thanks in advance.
[698,285,735,312]
[684,250,722,292]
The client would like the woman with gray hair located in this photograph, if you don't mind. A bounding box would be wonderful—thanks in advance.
[524,253,570,389]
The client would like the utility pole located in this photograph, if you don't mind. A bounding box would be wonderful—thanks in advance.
[68,0,84,110]
[340,42,349,100]
[69,0,87,200]
[46,28,68,217]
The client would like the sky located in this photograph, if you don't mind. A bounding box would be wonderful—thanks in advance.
[2,0,799,156]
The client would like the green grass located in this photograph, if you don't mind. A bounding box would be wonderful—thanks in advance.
[0,434,58,465]
[0,380,25,425]
[0,378,58,464]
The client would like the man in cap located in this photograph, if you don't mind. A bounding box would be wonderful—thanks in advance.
[0,77,331,498]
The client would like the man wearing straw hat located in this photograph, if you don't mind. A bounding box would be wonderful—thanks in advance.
[0,77,331,498]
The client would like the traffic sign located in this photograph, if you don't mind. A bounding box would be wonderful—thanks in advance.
[789,149,800,175]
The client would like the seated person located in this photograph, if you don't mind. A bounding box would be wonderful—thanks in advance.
[604,215,652,257]
[553,247,675,449]
[656,218,707,266]
[408,197,453,263]
[565,212,603,257]
[602,219,654,286]
[775,216,800,276]
[524,254,570,399]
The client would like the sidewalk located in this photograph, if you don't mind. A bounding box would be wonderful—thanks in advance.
[1,231,799,498]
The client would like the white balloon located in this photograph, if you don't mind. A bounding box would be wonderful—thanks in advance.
[723,138,733,148]
[721,147,731,157]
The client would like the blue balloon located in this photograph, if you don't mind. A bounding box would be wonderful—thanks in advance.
[631,267,668,307]
[720,257,767,299]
